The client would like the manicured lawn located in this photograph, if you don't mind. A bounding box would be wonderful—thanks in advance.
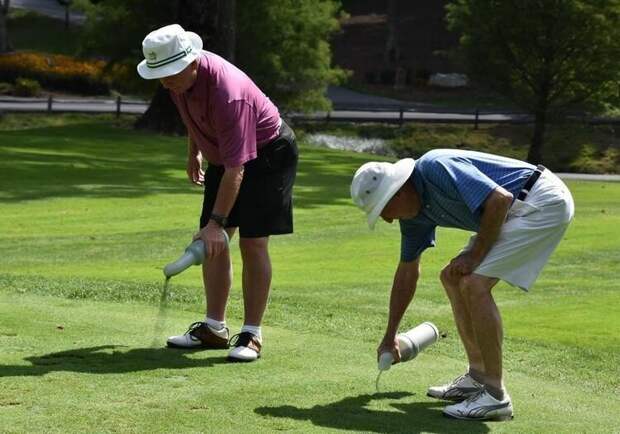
[0,115,618,432]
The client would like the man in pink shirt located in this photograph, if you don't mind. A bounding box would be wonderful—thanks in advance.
[137,24,298,362]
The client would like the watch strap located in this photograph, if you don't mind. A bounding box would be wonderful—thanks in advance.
[209,213,228,228]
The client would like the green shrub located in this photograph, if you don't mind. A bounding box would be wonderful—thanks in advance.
[14,77,42,97]
[0,82,14,95]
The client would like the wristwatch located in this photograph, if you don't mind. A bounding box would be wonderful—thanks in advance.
[209,213,228,228]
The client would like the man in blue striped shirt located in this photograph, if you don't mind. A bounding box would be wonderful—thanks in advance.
[351,149,574,421]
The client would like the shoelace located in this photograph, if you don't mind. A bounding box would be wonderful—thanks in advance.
[185,321,206,335]
[449,373,470,387]
[229,331,254,347]
[463,388,486,404]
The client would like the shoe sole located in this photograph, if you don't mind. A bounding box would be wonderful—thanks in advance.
[443,411,514,422]
[226,354,261,363]
[166,342,229,350]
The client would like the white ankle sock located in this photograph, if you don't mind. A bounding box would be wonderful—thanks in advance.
[205,317,226,331]
[241,325,262,341]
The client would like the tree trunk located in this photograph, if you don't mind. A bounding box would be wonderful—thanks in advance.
[135,0,236,133]
[527,109,547,164]
[134,85,186,135]
[216,0,235,62]
[385,0,400,64]
[135,0,215,134]
[0,0,10,53]
[64,3,70,30]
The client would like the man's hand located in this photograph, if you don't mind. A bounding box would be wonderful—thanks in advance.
[187,151,204,185]
[194,223,228,259]
[447,251,483,277]
[377,335,401,364]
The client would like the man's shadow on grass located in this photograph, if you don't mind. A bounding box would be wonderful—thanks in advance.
[255,392,491,434]
[0,345,227,377]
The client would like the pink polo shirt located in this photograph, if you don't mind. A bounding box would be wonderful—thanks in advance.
[170,51,281,167]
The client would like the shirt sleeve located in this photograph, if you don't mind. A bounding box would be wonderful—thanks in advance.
[213,99,257,168]
[399,219,436,262]
[436,157,499,214]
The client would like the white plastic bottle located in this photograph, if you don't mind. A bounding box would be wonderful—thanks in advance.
[378,322,439,371]
[163,232,230,278]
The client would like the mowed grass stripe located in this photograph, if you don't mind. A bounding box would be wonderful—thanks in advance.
[0,292,618,433]
[1,115,619,432]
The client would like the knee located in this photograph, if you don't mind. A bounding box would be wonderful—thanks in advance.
[440,265,459,295]
[239,237,269,257]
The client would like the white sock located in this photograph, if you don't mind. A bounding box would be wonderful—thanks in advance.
[205,317,226,331]
[241,325,262,341]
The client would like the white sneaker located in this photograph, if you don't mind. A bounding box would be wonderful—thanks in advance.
[166,321,229,349]
[443,389,513,421]
[427,373,484,401]
[227,332,262,362]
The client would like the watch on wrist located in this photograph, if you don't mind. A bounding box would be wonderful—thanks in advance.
[210,213,228,228]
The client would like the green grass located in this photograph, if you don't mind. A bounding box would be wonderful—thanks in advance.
[1,114,619,432]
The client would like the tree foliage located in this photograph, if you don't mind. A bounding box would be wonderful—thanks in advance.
[446,0,620,163]
[0,0,10,53]
[79,0,344,121]
[236,0,347,112]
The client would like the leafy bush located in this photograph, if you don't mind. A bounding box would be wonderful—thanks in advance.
[104,61,158,96]
[0,52,108,95]
[0,82,14,95]
[14,77,42,97]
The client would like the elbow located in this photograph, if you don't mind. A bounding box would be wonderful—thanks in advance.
[501,190,513,209]
[493,188,513,212]
[225,165,245,180]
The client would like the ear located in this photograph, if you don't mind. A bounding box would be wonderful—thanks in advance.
[393,185,405,197]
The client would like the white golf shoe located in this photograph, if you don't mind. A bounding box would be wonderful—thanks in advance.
[427,373,484,401]
[166,321,229,349]
[227,332,262,362]
[443,389,513,421]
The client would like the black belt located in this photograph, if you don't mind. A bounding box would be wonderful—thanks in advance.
[517,165,546,200]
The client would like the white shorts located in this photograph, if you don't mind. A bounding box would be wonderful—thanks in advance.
[464,170,574,290]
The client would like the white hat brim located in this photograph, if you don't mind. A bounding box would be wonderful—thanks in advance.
[367,158,416,229]
[137,31,203,80]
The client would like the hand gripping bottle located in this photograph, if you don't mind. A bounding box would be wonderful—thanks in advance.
[378,322,440,371]
[163,232,229,278]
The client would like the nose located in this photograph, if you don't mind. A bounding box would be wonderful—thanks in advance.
[381,216,393,224]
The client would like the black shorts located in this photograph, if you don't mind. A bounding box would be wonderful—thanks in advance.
[200,121,298,238]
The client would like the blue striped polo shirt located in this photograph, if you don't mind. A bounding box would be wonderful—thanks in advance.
[399,149,535,262]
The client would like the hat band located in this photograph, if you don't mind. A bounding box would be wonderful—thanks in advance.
[146,46,193,69]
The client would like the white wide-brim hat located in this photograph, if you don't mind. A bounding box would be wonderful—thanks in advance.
[137,24,203,80]
[350,158,416,229]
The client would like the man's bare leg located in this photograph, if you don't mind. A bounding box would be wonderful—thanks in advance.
[440,266,485,376]
[203,228,236,321]
[239,236,271,326]
[459,273,504,398]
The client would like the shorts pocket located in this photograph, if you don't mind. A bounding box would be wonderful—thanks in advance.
[507,199,539,219]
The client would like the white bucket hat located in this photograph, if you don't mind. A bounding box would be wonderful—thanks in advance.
[350,158,416,229]
[137,24,203,80]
